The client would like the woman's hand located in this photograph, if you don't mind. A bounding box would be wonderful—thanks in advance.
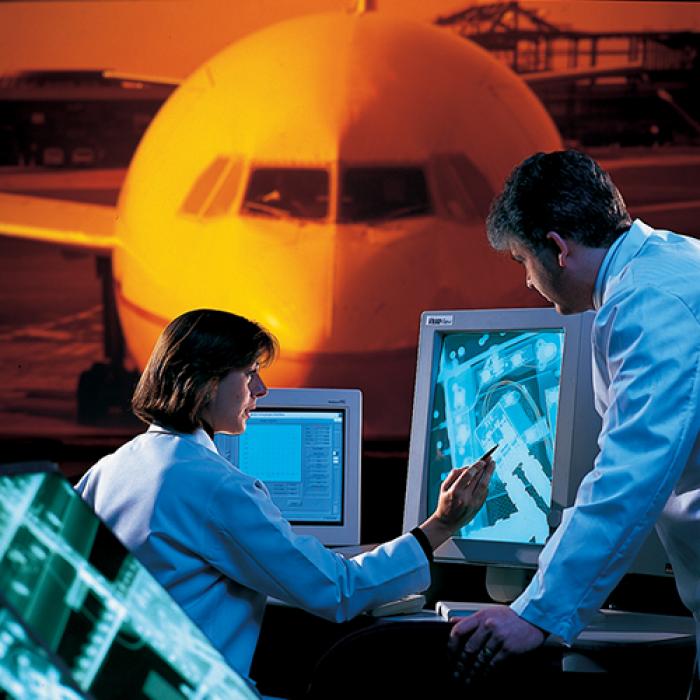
[418,456,496,550]
[436,456,495,530]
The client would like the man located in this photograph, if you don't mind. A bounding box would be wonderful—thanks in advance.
[450,150,700,679]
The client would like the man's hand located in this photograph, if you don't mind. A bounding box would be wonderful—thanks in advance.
[448,607,546,688]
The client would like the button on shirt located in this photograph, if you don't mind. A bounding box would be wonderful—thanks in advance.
[511,220,700,650]
[76,425,430,679]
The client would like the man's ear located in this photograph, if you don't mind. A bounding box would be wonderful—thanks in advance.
[546,231,570,268]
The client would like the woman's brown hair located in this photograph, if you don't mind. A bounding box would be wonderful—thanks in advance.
[131,309,277,432]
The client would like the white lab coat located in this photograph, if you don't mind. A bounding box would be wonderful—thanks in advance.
[76,425,430,679]
[511,220,700,655]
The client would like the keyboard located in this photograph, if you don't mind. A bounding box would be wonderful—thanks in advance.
[369,594,427,617]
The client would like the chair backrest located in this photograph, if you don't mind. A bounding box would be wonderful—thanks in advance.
[303,616,697,699]
[304,619,454,699]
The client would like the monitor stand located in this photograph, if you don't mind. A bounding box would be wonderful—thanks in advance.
[485,566,532,603]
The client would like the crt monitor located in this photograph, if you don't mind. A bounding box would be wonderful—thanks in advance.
[402,308,671,598]
[0,461,257,700]
[214,388,362,546]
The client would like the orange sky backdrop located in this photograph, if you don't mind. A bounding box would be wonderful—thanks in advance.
[0,1,699,79]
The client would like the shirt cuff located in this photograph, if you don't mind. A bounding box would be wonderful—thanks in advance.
[410,527,433,563]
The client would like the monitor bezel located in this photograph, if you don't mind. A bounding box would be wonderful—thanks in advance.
[217,387,362,547]
[403,308,594,568]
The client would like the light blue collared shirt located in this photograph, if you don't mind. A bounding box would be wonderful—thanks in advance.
[512,220,700,656]
[76,425,430,679]
[592,226,627,311]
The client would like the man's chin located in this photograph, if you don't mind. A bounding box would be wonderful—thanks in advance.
[555,299,591,315]
[551,299,577,315]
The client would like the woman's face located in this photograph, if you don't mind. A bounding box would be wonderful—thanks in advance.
[204,361,268,435]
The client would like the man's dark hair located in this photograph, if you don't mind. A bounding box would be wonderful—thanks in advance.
[486,150,632,253]
[132,309,278,433]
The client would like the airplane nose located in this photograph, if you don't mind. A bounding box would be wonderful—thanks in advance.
[220,218,433,355]
[220,217,337,353]
[324,219,532,354]
[227,217,532,356]
[147,215,540,437]
[328,222,438,353]
[236,219,434,436]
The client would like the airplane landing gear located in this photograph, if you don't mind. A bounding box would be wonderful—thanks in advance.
[77,362,139,424]
[76,257,140,425]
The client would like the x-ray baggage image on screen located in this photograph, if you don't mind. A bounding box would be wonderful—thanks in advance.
[404,308,673,592]
[404,308,601,576]
[428,328,564,547]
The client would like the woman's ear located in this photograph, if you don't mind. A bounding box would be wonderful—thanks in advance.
[546,231,570,268]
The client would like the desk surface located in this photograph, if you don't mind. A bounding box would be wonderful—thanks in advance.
[434,600,696,644]
[256,598,696,698]
[270,596,696,643]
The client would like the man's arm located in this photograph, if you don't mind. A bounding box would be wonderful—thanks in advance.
[450,286,700,661]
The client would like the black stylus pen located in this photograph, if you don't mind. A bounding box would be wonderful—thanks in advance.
[468,444,498,488]
[478,443,499,462]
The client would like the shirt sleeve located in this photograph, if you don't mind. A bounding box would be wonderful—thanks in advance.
[511,286,700,643]
[197,467,431,623]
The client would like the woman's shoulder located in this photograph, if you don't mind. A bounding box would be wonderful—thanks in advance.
[97,428,230,481]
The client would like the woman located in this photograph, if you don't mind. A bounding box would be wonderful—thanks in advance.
[76,309,495,681]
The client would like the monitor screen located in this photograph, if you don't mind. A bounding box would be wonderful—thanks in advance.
[215,388,362,546]
[0,463,257,700]
[427,326,564,548]
[403,308,671,589]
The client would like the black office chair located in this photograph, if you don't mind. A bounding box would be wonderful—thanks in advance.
[303,619,572,699]
[687,659,699,700]
[303,617,696,700]
[303,619,455,699]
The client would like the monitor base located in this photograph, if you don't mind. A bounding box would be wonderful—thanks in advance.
[485,565,532,603]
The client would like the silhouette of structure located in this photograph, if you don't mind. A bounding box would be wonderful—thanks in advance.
[436,2,700,146]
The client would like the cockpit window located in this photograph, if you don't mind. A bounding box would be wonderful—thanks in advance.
[339,167,432,223]
[241,168,329,220]
[180,157,243,218]
[430,153,493,223]
[180,157,228,216]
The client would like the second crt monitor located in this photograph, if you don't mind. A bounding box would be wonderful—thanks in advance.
[403,307,597,569]
[215,388,362,546]
[403,307,671,580]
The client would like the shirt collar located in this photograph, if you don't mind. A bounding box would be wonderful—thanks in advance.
[147,423,219,453]
[592,219,651,310]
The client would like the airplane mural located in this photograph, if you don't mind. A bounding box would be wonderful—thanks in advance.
[0,6,582,439]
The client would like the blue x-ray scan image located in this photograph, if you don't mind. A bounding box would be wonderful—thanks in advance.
[427,328,564,546]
